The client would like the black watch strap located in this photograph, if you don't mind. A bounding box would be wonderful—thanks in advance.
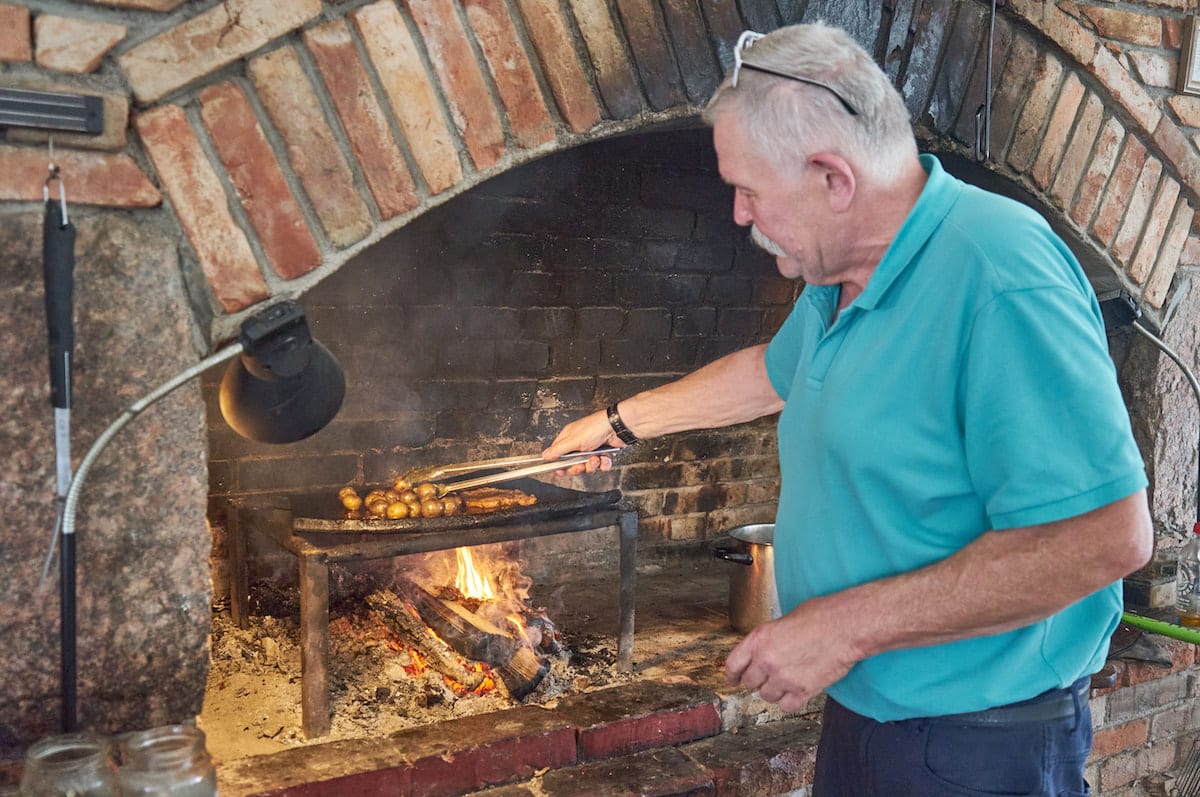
[606,403,639,445]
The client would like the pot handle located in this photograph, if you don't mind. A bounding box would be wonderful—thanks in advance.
[713,546,753,565]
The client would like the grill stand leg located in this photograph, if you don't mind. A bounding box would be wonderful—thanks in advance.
[617,510,637,673]
[300,553,331,738]
[228,505,250,631]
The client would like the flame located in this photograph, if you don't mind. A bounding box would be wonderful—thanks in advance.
[405,647,427,676]
[442,660,497,695]
[425,625,448,647]
[506,613,527,638]
[455,547,496,601]
[400,621,498,696]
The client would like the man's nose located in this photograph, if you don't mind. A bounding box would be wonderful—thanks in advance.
[732,193,753,226]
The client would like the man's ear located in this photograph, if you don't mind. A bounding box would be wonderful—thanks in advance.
[808,152,856,213]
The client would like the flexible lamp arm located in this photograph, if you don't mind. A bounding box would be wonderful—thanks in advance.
[1130,319,1200,525]
[1101,291,1200,644]
[60,343,244,539]
[51,298,343,732]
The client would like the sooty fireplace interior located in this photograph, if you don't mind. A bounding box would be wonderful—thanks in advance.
[201,125,786,751]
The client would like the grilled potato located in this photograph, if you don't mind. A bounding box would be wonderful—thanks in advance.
[339,469,536,519]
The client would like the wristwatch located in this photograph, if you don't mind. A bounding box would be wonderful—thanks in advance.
[606,403,639,445]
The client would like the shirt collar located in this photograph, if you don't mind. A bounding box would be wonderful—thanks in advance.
[849,153,960,311]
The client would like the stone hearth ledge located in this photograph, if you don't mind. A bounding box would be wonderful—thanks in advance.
[217,678,820,796]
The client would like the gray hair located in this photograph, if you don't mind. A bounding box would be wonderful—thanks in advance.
[703,22,917,186]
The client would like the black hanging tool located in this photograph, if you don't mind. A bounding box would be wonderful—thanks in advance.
[41,151,79,732]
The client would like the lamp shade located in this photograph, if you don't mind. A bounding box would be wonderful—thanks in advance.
[218,301,345,444]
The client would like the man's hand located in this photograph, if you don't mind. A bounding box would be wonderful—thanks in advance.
[541,410,622,475]
[725,597,861,713]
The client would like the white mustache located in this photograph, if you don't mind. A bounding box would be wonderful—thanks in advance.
[751,225,787,257]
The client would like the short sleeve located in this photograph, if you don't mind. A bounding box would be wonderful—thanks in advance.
[961,287,1147,529]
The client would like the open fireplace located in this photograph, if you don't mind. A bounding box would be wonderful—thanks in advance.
[198,125,787,759]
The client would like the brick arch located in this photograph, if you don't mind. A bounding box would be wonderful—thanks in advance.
[885,1,1197,320]
[11,1,1194,338]
[119,0,793,342]
[113,0,1195,342]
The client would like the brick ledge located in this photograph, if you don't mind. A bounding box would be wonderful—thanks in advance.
[219,679,764,797]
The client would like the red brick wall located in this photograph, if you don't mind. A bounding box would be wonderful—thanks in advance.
[3,1,1198,326]
[1089,640,1200,792]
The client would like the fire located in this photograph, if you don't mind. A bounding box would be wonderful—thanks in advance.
[405,647,428,676]
[455,546,495,601]
[402,617,498,695]
[506,613,527,638]
[444,661,497,696]
[368,550,543,701]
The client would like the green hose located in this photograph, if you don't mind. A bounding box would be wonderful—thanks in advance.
[1121,611,1200,645]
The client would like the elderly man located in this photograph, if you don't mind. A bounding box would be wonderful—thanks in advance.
[544,21,1152,796]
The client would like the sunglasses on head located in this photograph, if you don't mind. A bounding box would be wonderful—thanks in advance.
[731,30,859,117]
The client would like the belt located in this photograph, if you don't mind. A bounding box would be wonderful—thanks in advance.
[932,677,1090,726]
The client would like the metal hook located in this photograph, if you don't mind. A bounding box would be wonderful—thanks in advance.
[974,0,997,162]
[43,136,69,226]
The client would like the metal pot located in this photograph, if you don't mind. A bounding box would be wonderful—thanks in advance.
[713,523,781,632]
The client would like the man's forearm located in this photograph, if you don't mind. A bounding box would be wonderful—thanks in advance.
[831,491,1154,662]
[618,344,784,440]
[542,344,784,461]
[725,491,1152,709]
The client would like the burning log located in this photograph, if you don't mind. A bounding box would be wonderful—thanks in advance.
[366,590,488,691]
[408,588,550,700]
[367,585,549,700]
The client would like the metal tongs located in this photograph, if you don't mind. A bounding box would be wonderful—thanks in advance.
[398,447,622,497]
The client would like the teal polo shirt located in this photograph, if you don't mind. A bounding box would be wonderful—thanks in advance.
[764,154,1147,721]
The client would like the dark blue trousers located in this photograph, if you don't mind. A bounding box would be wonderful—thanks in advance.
[813,677,1093,796]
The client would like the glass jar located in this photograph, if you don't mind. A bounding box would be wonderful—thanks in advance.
[1178,523,1200,626]
[116,725,216,797]
[19,732,119,797]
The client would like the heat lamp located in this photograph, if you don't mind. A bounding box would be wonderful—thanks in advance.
[57,299,345,729]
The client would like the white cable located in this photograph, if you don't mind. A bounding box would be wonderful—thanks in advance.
[1132,319,1200,527]
[38,343,244,594]
[1133,321,1200,418]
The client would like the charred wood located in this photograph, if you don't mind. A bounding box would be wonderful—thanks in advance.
[408,586,549,699]
[366,589,488,691]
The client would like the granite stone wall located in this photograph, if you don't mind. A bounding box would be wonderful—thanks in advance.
[0,209,208,744]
